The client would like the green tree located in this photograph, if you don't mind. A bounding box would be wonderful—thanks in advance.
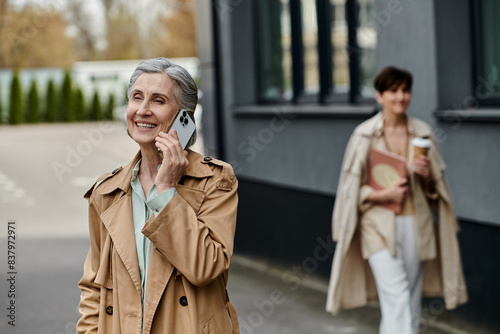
[1,7,76,68]
[45,79,57,122]
[25,79,40,123]
[150,2,197,58]
[8,70,22,125]
[0,82,3,124]
[123,85,129,104]
[89,90,102,121]
[60,70,74,122]
[73,86,86,121]
[105,93,115,120]
[105,14,142,60]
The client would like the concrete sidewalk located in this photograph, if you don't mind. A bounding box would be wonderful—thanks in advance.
[227,255,495,334]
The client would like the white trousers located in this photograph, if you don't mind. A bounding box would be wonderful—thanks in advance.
[368,216,424,334]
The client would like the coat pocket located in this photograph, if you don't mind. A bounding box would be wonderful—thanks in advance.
[201,316,221,334]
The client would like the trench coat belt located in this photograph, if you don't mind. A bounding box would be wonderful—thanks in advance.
[225,289,240,334]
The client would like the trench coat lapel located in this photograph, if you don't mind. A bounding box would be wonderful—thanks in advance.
[176,185,205,213]
[141,185,206,330]
[98,152,143,295]
[100,191,142,294]
[141,151,209,329]
[142,242,175,333]
[96,150,214,328]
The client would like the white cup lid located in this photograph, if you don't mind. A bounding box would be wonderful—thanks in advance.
[411,137,431,148]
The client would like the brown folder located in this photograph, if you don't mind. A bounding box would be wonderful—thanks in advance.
[368,148,407,213]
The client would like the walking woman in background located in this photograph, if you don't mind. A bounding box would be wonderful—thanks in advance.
[77,58,239,334]
[326,66,467,333]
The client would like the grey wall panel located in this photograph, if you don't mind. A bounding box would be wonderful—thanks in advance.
[434,122,500,224]
[374,0,438,126]
[434,0,473,109]
[208,0,500,224]
[196,0,220,157]
[226,116,363,195]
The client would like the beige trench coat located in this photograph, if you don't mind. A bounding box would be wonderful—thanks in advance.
[326,112,468,315]
[77,150,240,334]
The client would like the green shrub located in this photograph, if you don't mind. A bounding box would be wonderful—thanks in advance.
[45,79,57,122]
[25,79,40,123]
[123,85,129,104]
[0,83,3,124]
[8,70,22,125]
[105,94,115,120]
[89,91,102,121]
[60,69,74,122]
[73,87,86,121]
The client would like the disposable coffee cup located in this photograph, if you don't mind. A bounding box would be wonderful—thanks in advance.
[411,137,431,161]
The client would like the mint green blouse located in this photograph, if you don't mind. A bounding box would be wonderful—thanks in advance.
[130,160,176,312]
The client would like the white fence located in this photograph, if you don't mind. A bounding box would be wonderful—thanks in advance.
[0,57,200,112]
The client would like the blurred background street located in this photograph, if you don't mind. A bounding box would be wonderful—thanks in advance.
[1,0,500,333]
[0,123,497,334]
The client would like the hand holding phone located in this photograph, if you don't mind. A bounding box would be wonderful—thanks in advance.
[168,109,196,150]
[155,110,193,188]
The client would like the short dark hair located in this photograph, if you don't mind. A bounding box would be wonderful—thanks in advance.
[374,66,413,93]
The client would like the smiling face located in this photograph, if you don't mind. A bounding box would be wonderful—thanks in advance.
[126,73,180,148]
[375,83,412,117]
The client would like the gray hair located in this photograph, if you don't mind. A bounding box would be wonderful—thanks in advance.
[128,57,198,147]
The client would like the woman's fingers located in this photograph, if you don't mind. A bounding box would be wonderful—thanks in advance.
[156,131,184,159]
[154,130,189,190]
[386,177,408,204]
[413,155,431,178]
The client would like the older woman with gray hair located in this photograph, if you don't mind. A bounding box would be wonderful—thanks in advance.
[77,58,240,334]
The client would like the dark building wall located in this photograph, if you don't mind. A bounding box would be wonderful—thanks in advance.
[235,178,336,279]
[235,178,500,327]
[212,0,500,226]
[374,0,500,224]
[197,0,500,327]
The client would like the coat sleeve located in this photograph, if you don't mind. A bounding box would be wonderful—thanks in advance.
[77,196,102,334]
[142,162,238,286]
[332,132,367,241]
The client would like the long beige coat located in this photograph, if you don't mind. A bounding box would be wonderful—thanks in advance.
[77,150,240,334]
[326,112,468,315]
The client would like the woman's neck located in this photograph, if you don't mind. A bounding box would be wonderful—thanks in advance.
[139,145,162,180]
[382,110,406,128]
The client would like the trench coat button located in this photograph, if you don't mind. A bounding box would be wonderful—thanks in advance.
[204,156,212,162]
[106,306,113,315]
[179,296,188,306]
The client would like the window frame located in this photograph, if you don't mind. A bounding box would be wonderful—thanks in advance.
[470,0,500,106]
[253,0,375,105]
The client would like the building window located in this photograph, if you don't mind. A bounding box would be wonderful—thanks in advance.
[254,0,293,101]
[254,0,376,104]
[473,0,500,104]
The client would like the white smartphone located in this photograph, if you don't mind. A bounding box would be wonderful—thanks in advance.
[168,109,196,150]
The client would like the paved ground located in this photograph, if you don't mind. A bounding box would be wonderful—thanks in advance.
[0,236,472,334]
[0,122,497,333]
